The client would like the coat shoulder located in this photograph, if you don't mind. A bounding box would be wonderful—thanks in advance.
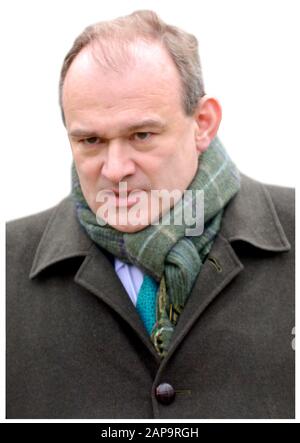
[240,172,295,214]
[263,181,295,218]
[6,197,70,257]
[240,173,295,246]
[263,180,295,244]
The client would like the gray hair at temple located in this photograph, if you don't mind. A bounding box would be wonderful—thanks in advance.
[58,10,206,125]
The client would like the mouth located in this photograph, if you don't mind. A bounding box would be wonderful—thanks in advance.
[110,190,141,208]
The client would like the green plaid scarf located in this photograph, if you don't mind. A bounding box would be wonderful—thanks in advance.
[72,137,240,357]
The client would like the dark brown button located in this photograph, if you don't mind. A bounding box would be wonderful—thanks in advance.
[155,383,176,405]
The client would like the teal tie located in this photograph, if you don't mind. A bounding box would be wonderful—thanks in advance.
[136,275,159,335]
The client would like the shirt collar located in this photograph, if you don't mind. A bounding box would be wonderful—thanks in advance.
[114,258,126,272]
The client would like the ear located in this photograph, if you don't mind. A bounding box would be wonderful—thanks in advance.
[194,96,222,153]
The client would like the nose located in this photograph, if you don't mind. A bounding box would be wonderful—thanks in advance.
[101,140,136,184]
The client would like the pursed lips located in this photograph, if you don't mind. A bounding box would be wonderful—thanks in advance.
[108,189,141,207]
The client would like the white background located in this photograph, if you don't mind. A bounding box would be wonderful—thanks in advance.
[1,0,299,421]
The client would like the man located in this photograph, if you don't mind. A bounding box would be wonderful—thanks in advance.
[6,10,294,419]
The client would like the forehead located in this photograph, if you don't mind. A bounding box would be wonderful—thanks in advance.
[62,41,184,129]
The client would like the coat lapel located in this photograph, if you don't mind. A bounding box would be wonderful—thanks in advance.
[74,243,162,362]
[165,233,244,360]
[28,196,161,361]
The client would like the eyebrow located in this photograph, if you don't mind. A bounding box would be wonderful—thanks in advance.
[68,119,166,138]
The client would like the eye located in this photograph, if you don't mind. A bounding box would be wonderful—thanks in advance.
[82,137,102,145]
[133,132,152,141]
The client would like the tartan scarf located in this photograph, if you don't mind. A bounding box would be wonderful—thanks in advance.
[72,137,240,357]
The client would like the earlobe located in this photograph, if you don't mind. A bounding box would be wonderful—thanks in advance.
[195,132,203,154]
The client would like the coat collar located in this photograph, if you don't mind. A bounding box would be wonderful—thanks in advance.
[29,172,290,279]
[220,172,290,251]
[29,196,94,279]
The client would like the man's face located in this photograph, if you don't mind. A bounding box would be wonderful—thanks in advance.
[63,41,201,232]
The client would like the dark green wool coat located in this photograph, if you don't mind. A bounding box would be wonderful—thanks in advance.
[6,173,295,419]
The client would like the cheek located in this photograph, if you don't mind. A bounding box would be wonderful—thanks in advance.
[160,149,198,191]
[74,158,103,211]
[74,156,101,185]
